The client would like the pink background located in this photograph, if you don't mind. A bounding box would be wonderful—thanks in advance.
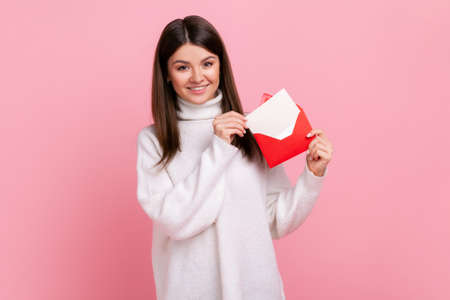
[2,0,449,299]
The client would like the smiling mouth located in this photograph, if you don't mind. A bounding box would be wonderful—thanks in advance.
[187,84,209,90]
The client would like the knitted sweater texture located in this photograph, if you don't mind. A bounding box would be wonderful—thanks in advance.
[136,88,327,300]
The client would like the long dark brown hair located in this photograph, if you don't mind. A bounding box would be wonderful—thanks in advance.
[151,15,264,170]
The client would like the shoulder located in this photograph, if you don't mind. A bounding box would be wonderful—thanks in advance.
[136,124,162,156]
[137,124,156,140]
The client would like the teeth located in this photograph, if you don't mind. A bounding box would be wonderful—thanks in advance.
[190,85,207,90]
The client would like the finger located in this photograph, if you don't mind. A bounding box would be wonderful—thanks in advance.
[306,128,326,139]
[227,128,245,138]
[228,118,248,129]
[309,143,320,160]
[223,120,246,133]
[308,135,324,146]
[214,123,239,137]
[308,141,327,159]
[312,144,326,160]
[312,137,333,154]
[230,111,247,120]
[312,146,332,161]
[215,116,248,129]
[315,148,331,161]
[218,111,247,122]
[224,123,246,135]
[309,136,333,154]
[308,136,326,151]
[214,120,246,133]
[311,134,329,144]
[308,147,322,161]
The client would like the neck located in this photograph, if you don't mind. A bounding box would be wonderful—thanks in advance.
[176,88,223,120]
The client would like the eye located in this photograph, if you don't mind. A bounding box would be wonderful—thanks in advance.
[204,61,213,67]
[177,65,188,71]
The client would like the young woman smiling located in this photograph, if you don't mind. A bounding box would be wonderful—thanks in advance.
[136,15,333,300]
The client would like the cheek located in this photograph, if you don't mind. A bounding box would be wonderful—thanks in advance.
[206,67,220,81]
[171,73,190,86]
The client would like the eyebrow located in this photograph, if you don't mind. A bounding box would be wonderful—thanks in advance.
[172,56,216,65]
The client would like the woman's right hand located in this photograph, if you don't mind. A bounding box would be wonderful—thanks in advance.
[213,111,248,144]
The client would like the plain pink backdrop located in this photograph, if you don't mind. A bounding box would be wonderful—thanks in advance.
[1,0,449,299]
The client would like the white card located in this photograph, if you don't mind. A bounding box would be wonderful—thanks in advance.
[245,88,300,140]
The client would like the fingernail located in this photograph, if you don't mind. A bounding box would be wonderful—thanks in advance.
[306,133,311,138]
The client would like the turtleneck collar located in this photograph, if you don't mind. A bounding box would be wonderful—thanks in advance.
[176,88,223,120]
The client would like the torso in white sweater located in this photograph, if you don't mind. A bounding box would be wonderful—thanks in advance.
[136,89,327,300]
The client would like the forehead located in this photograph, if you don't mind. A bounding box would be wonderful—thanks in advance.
[169,43,218,63]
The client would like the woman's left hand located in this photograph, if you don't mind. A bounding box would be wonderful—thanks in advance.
[305,128,333,177]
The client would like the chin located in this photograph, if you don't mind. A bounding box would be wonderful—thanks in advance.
[182,88,218,105]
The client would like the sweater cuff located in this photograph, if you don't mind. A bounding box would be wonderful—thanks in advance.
[212,134,240,154]
[304,163,327,188]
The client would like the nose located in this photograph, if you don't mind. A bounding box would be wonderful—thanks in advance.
[190,67,204,83]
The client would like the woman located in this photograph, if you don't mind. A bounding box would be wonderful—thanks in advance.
[136,15,333,300]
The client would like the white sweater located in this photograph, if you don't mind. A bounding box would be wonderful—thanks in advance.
[136,88,327,300]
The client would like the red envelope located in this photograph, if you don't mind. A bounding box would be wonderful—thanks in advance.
[248,89,313,168]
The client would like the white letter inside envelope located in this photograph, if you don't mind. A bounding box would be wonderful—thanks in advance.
[246,88,300,140]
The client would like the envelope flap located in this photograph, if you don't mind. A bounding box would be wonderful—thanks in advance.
[246,88,300,140]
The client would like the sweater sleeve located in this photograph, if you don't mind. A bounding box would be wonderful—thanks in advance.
[136,128,239,241]
[265,162,328,240]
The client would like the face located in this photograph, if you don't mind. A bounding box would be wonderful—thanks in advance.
[167,43,220,105]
